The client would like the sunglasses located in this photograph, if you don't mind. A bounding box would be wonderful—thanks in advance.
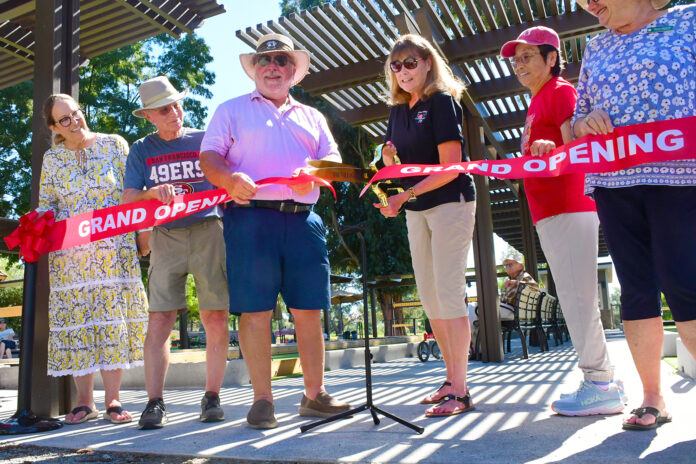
[57,109,83,127]
[389,57,421,73]
[256,54,292,67]
[151,101,181,116]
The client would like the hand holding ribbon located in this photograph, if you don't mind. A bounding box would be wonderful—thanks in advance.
[4,210,56,263]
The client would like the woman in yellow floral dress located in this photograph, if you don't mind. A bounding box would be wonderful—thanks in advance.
[39,94,148,425]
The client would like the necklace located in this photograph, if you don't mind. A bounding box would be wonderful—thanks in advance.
[67,135,89,173]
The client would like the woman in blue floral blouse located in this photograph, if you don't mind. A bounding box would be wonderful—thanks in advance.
[574,0,696,431]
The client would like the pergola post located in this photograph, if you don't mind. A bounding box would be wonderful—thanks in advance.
[25,0,80,417]
[518,188,539,281]
[466,111,504,363]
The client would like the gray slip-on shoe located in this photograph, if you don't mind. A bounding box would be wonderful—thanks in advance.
[247,399,278,429]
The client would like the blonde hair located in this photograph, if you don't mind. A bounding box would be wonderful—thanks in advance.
[42,93,76,146]
[384,34,465,106]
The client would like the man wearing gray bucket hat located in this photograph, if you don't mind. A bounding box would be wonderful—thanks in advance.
[200,33,350,429]
[123,76,230,430]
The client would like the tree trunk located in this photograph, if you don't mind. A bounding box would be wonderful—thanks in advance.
[378,291,406,336]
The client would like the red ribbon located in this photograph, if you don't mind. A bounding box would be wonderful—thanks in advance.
[360,116,696,197]
[4,174,334,262]
[4,211,56,262]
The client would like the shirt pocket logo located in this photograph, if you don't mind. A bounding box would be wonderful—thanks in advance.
[415,111,428,123]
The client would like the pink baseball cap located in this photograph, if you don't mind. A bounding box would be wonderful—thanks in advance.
[500,26,561,58]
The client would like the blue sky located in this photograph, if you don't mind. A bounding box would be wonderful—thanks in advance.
[196,0,281,125]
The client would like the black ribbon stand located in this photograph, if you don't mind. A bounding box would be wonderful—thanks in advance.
[300,223,424,434]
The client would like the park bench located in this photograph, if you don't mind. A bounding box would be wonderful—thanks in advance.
[501,283,546,359]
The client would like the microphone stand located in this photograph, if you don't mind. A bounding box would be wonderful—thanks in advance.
[300,223,424,434]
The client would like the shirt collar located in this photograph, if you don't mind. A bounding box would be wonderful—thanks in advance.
[250,89,299,108]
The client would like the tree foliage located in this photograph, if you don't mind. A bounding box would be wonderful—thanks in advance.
[0,33,214,219]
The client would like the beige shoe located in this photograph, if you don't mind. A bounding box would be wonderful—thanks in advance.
[247,399,278,429]
[298,391,351,418]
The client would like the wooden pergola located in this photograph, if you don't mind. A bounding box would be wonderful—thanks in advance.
[0,0,224,418]
[236,0,609,362]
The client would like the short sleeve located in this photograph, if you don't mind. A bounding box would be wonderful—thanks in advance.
[550,84,577,128]
[123,139,147,191]
[313,110,340,161]
[430,93,463,145]
[200,103,233,158]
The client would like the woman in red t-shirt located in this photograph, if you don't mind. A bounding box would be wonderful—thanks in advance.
[501,27,623,417]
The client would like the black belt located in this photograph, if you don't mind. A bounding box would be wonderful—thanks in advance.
[235,200,312,213]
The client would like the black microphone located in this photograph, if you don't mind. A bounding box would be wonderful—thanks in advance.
[339,222,367,235]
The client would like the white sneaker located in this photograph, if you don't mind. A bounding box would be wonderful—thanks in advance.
[552,380,624,416]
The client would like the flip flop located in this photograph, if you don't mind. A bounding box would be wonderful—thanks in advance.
[65,406,99,425]
[103,406,132,424]
[420,381,452,404]
[622,406,672,431]
[425,392,475,417]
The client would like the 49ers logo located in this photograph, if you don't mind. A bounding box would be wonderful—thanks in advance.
[149,160,204,184]
[173,183,194,195]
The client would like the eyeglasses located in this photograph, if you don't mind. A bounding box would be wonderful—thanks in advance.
[509,52,541,68]
[389,57,421,73]
[152,102,181,116]
[57,109,83,127]
[256,54,292,67]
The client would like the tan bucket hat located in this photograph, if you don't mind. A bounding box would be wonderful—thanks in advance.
[132,76,188,118]
[239,33,310,86]
[577,0,670,9]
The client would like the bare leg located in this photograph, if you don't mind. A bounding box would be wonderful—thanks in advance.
[290,308,324,399]
[427,317,471,415]
[101,368,130,422]
[623,317,667,426]
[0,342,5,359]
[675,320,696,360]
[239,311,273,403]
[144,310,178,400]
[65,373,96,423]
[200,309,230,393]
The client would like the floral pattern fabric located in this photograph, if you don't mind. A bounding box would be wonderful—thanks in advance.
[573,5,696,194]
[38,133,148,377]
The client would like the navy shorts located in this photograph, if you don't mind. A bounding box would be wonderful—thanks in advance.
[594,186,696,322]
[223,206,331,313]
[0,340,16,350]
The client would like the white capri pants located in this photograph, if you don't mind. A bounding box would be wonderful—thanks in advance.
[406,200,476,320]
[536,211,614,382]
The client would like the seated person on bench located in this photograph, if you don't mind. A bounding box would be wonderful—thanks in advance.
[500,252,539,321]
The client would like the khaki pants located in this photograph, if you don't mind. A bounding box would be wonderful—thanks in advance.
[406,200,476,320]
[536,211,614,382]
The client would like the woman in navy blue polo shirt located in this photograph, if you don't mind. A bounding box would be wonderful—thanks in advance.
[378,34,476,417]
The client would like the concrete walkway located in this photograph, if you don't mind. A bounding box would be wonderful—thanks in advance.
[1,331,694,463]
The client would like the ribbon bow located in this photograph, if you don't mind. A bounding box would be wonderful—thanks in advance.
[4,210,56,262]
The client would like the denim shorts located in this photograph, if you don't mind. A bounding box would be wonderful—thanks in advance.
[223,207,331,313]
[594,185,696,322]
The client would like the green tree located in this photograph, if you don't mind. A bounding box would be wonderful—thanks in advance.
[0,33,214,219]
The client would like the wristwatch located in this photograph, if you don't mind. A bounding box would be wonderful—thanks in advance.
[407,187,417,203]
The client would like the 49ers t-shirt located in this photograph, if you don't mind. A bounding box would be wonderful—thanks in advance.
[124,128,221,229]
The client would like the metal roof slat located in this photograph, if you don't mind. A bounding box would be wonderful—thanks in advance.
[535,0,548,19]
[138,0,195,33]
[432,0,463,38]
[520,0,535,22]
[301,9,359,64]
[448,0,475,36]
[505,0,523,25]
[335,88,361,109]
[490,0,511,28]
[360,0,399,40]
[345,86,372,106]
[460,0,485,33]
[260,20,324,72]
[235,29,258,50]
[334,1,387,56]
[419,0,452,41]
[113,0,180,38]
[347,0,394,50]
[477,0,500,31]
[320,93,347,112]
[281,14,346,67]
[312,6,367,62]
[321,3,377,59]
[549,0,560,16]
[326,91,354,110]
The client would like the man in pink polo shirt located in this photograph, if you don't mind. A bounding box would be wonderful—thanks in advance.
[200,33,350,429]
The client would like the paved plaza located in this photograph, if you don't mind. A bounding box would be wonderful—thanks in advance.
[1,331,694,463]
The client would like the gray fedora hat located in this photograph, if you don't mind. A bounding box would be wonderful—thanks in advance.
[132,76,188,118]
[239,33,311,86]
